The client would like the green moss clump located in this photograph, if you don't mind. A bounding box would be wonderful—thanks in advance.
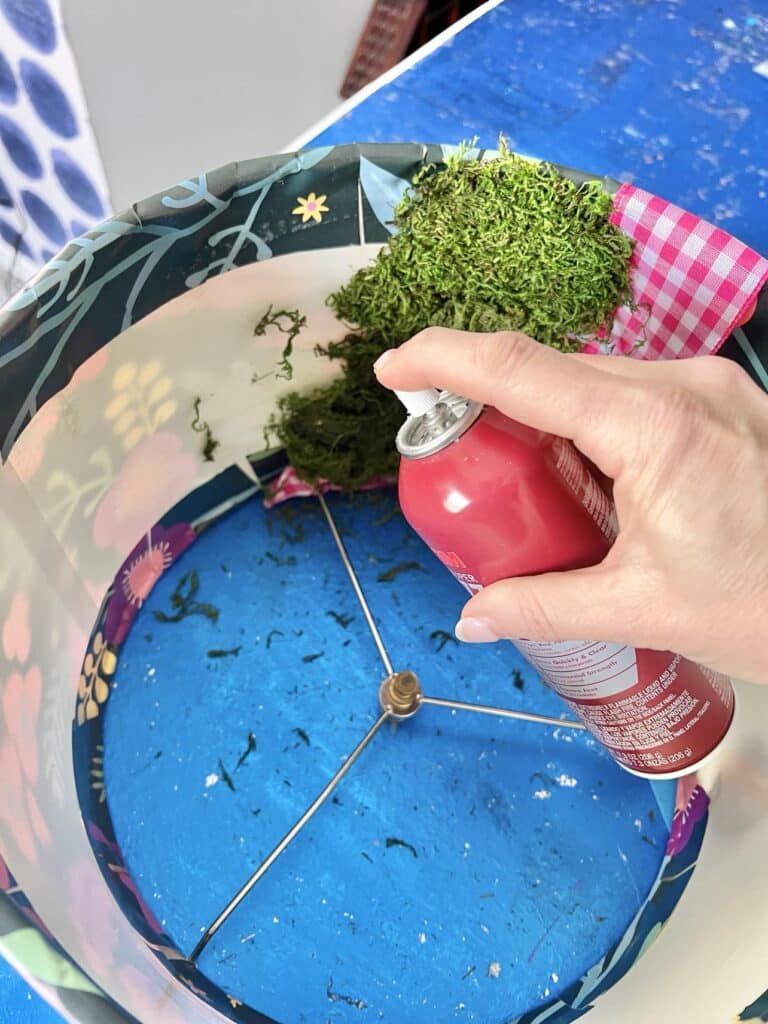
[269,333,402,489]
[330,146,633,352]
[269,144,634,489]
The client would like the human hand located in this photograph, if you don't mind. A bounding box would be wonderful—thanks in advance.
[374,328,768,684]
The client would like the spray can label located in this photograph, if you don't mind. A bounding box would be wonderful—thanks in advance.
[436,554,734,777]
[548,437,618,542]
[401,404,734,778]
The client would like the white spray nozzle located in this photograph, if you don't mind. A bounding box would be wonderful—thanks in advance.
[394,387,442,417]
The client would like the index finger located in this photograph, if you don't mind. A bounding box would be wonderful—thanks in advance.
[374,327,641,471]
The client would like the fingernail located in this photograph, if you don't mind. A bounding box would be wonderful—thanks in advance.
[455,617,500,644]
[373,350,395,373]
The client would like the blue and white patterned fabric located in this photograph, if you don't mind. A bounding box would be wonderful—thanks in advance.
[0,0,110,286]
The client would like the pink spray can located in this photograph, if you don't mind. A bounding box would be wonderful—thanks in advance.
[394,387,734,778]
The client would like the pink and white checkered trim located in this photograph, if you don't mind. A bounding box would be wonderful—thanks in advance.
[263,466,395,507]
[607,183,768,360]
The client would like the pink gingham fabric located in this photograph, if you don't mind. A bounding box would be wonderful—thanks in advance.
[269,183,768,504]
[606,183,768,360]
[263,466,394,507]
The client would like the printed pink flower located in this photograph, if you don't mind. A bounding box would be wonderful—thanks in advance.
[0,853,53,943]
[103,523,196,645]
[92,432,197,552]
[115,964,190,1024]
[0,666,51,863]
[87,820,164,935]
[0,739,49,862]
[2,594,30,664]
[8,398,61,482]
[0,850,12,891]
[8,348,107,481]
[3,667,41,781]
[107,863,164,935]
[70,346,108,387]
[69,857,117,975]
[20,906,54,941]
[667,777,709,855]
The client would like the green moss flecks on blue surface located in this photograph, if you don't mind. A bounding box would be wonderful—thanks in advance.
[104,490,672,1023]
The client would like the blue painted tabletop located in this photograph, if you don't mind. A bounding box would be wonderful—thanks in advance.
[308,0,768,256]
[0,954,63,1024]
[4,0,766,1019]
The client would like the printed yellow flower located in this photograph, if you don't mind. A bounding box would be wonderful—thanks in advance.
[76,631,117,725]
[292,192,329,224]
[105,360,177,451]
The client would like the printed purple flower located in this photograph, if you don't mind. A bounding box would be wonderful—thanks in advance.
[86,820,119,854]
[666,781,709,856]
[107,862,164,935]
[103,523,195,645]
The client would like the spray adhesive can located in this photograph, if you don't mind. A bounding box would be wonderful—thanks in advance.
[394,387,734,778]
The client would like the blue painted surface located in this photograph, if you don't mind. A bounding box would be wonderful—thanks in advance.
[309,0,768,255]
[0,954,63,1023]
[105,491,673,1023]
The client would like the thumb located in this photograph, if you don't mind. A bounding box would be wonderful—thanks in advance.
[455,565,646,648]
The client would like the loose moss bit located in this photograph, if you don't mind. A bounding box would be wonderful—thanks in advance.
[265,629,284,649]
[191,397,220,462]
[331,143,633,352]
[385,836,419,858]
[253,305,308,380]
[327,610,354,629]
[373,503,400,527]
[269,142,633,488]
[327,979,367,1010]
[430,629,457,652]
[217,759,236,792]
[269,503,317,545]
[292,727,311,746]
[207,646,241,659]
[153,570,219,624]
[377,561,425,583]
[236,733,257,769]
[264,551,297,567]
